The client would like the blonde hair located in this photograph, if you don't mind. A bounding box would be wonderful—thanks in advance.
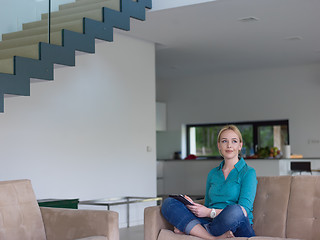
[217,125,243,143]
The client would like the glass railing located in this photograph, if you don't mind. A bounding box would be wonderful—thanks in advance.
[0,0,75,42]
[0,0,122,75]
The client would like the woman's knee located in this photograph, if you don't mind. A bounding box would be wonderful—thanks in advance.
[161,197,181,216]
[220,204,245,222]
[161,198,199,232]
[225,204,243,214]
[162,197,178,209]
[208,205,249,236]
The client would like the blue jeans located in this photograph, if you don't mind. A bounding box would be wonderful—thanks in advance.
[161,197,255,237]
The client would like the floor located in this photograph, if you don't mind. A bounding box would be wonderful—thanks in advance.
[120,225,144,240]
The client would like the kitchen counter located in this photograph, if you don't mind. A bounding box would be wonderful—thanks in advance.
[157,158,320,196]
[158,157,320,161]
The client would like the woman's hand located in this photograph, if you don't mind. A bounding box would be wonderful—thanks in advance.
[187,202,211,218]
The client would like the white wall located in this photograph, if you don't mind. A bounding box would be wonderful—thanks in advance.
[151,0,216,12]
[157,63,320,158]
[0,33,156,227]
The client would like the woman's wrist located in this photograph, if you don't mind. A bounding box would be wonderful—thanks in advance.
[206,208,212,218]
[209,208,216,218]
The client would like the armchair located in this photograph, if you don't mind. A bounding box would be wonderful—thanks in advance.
[0,179,119,240]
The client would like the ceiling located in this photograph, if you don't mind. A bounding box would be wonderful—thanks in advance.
[122,0,320,80]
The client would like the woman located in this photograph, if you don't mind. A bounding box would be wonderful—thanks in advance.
[161,125,257,239]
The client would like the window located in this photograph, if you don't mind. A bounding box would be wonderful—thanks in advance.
[186,120,289,159]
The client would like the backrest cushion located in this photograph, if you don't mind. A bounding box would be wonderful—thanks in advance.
[0,179,47,240]
[286,176,320,240]
[253,176,291,237]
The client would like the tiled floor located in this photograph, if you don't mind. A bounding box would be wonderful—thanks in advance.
[120,225,144,240]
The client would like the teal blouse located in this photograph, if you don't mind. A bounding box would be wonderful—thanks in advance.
[204,158,257,224]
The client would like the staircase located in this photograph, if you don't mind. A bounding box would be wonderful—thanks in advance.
[0,0,151,112]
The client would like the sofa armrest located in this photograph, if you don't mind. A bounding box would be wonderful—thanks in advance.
[40,207,119,240]
[144,205,173,240]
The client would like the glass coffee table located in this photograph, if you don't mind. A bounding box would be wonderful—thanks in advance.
[79,196,162,227]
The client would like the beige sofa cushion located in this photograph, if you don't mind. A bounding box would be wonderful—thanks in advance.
[253,176,291,238]
[41,207,118,240]
[286,176,320,240]
[144,205,174,240]
[158,230,299,240]
[0,179,47,240]
[250,237,300,240]
[75,237,107,240]
[158,229,249,240]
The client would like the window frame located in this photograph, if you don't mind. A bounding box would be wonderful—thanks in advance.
[186,119,289,159]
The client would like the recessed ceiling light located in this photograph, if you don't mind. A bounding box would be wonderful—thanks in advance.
[284,36,303,41]
[238,16,259,22]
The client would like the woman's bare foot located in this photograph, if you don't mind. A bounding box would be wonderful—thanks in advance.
[188,224,234,240]
[174,227,185,235]
[216,230,234,239]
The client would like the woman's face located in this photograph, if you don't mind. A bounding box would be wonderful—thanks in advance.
[218,129,243,160]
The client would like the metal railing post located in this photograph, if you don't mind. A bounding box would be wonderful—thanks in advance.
[48,0,51,44]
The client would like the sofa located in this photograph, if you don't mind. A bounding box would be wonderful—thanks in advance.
[0,179,119,240]
[144,175,320,240]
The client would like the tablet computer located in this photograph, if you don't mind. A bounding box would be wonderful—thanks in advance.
[169,194,194,205]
